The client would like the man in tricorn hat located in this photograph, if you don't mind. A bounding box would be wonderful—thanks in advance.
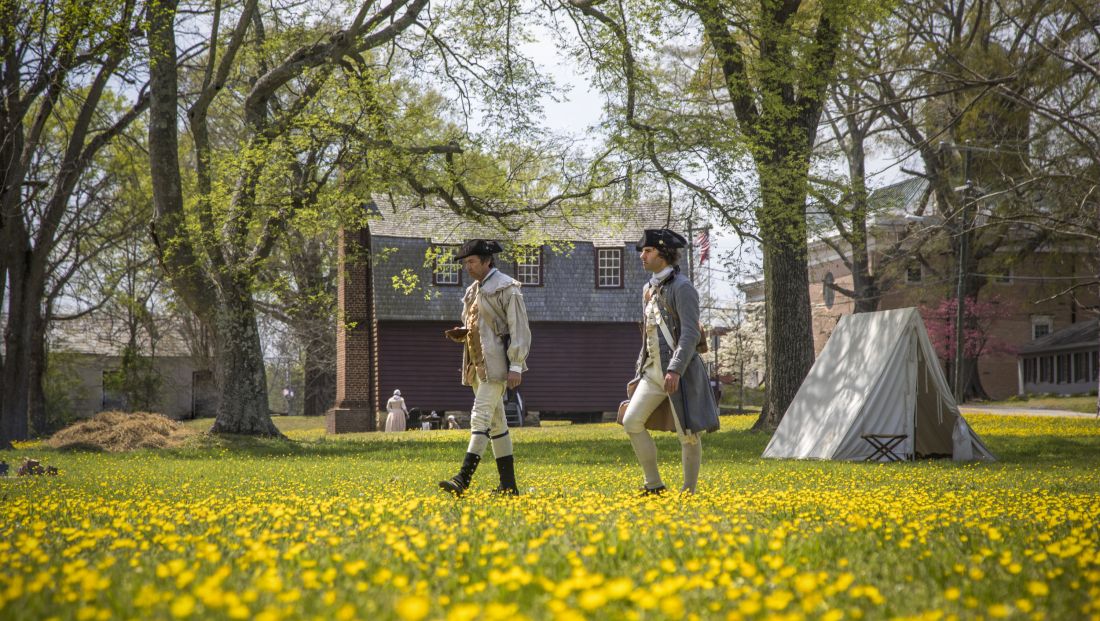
[439,239,532,496]
[620,228,720,494]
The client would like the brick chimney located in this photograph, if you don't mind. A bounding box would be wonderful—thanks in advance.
[326,214,379,433]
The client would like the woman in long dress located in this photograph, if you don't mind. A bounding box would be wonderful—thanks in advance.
[385,390,408,432]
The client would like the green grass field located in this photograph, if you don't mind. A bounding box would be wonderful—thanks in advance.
[2,414,1099,621]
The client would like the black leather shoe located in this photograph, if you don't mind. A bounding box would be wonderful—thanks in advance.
[640,485,667,496]
[438,452,481,497]
[438,478,465,495]
[491,455,519,496]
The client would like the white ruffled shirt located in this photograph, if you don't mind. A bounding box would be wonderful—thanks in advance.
[648,266,673,288]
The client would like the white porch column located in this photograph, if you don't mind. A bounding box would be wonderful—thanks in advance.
[1017,358,1025,396]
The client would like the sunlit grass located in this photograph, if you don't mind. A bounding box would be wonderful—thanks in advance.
[2,414,1098,620]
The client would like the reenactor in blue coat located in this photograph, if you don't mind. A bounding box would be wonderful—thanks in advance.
[621,229,720,494]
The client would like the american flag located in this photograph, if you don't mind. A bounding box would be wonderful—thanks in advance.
[695,230,710,264]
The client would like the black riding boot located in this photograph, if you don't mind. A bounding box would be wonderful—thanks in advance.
[438,452,481,496]
[491,455,519,496]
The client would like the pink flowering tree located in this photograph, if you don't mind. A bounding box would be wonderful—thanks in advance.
[920,296,1017,401]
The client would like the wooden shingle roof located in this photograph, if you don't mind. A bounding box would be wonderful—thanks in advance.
[365,196,680,246]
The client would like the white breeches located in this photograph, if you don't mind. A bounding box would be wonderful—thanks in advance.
[466,377,512,458]
[622,360,694,443]
[622,357,702,492]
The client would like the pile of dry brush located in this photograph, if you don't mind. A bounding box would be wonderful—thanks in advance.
[48,411,195,452]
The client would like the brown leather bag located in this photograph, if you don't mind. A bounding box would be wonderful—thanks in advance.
[616,379,677,432]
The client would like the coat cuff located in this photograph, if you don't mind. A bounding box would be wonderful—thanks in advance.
[667,355,688,375]
[508,365,523,373]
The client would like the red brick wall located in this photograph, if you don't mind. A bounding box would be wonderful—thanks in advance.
[806,251,1098,399]
[328,227,379,432]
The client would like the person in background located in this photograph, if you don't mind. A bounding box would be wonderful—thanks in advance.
[385,389,409,432]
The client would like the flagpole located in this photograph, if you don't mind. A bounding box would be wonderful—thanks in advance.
[687,218,694,284]
[707,236,713,325]
[696,225,711,321]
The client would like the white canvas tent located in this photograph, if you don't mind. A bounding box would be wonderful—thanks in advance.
[762,308,995,462]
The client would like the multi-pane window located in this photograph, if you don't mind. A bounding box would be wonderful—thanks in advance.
[1073,352,1090,383]
[1031,315,1053,340]
[432,245,461,286]
[514,246,542,286]
[1039,356,1053,383]
[597,248,622,288]
[1057,354,1071,383]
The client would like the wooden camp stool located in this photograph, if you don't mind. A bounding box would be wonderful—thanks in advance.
[861,434,908,462]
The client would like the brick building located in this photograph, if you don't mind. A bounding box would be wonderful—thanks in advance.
[741,178,1099,400]
[327,199,676,433]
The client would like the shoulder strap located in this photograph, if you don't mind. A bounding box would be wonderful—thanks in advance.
[656,314,677,350]
[646,283,678,349]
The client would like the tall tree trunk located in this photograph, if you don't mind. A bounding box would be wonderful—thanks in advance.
[1,314,31,443]
[148,0,277,436]
[958,254,990,402]
[1,0,143,447]
[961,358,989,401]
[28,311,48,435]
[0,59,25,448]
[1,259,37,443]
[208,281,281,435]
[4,249,60,442]
[753,165,816,431]
[754,242,816,430]
[0,274,6,448]
[848,141,881,314]
[697,0,837,431]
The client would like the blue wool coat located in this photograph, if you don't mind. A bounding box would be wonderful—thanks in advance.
[633,269,721,434]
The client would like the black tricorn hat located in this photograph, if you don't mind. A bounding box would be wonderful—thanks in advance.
[454,239,504,261]
[635,228,687,251]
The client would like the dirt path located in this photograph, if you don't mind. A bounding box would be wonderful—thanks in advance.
[960,405,1097,419]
